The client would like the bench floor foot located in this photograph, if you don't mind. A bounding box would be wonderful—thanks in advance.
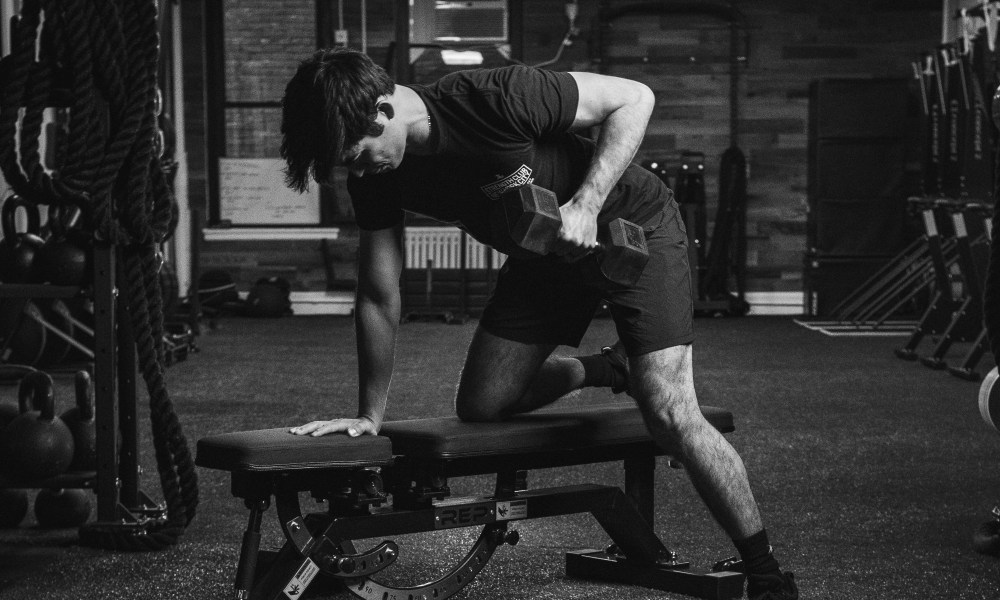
[565,549,745,600]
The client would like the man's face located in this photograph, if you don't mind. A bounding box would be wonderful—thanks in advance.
[335,113,406,179]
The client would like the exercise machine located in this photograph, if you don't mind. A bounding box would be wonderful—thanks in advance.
[919,201,991,370]
[894,198,966,360]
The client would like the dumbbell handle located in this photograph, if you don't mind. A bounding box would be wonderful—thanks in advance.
[499,184,650,285]
[570,222,634,255]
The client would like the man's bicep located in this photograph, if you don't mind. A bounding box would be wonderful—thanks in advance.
[568,71,654,129]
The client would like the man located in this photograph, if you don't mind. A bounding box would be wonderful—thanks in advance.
[280,48,798,600]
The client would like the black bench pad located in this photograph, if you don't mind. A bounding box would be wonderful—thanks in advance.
[196,428,393,472]
[196,404,734,473]
[381,403,733,459]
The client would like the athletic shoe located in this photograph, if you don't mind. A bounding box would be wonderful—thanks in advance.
[747,571,798,600]
[600,342,630,394]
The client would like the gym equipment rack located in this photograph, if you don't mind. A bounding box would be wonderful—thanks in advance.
[0,246,168,537]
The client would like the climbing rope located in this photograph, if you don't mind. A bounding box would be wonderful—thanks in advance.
[0,0,196,550]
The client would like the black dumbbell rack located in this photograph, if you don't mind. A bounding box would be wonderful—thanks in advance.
[0,242,165,532]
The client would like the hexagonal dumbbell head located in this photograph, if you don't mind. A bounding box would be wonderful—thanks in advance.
[499,184,562,256]
[599,218,649,286]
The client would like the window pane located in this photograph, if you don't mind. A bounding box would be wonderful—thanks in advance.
[225,107,283,158]
[223,0,315,103]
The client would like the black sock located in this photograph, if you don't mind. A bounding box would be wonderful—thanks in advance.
[576,354,615,388]
[734,529,782,590]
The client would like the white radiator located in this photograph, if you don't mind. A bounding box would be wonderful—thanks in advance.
[404,226,505,269]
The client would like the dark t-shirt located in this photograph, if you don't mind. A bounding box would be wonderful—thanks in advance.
[349,65,673,254]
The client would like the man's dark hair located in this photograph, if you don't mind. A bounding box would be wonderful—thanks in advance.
[280,48,395,192]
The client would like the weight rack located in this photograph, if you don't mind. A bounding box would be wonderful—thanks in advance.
[0,243,167,535]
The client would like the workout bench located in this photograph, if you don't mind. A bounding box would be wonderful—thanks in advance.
[196,403,745,600]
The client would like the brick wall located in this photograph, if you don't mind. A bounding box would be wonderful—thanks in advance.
[186,0,942,296]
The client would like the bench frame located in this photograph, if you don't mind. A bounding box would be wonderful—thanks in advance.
[208,419,745,600]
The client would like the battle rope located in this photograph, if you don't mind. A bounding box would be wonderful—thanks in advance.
[0,0,196,550]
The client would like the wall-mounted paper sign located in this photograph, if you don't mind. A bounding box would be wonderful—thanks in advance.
[219,158,320,225]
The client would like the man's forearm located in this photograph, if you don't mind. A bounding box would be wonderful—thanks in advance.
[355,291,401,426]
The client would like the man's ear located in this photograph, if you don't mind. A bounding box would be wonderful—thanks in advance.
[377,102,395,119]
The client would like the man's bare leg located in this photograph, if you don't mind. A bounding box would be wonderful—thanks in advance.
[630,343,762,538]
[631,344,797,599]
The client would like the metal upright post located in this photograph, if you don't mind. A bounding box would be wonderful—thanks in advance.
[116,261,139,509]
[459,231,468,318]
[91,243,120,522]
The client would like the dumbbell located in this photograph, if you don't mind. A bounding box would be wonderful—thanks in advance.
[496,184,649,286]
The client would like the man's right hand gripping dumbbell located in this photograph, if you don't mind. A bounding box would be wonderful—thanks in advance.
[495,183,649,286]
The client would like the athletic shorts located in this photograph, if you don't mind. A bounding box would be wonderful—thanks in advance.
[479,203,695,356]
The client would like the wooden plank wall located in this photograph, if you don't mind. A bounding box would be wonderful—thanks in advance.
[521,0,941,291]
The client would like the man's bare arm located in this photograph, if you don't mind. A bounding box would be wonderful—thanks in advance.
[555,71,654,257]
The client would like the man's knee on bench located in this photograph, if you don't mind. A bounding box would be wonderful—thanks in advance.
[454,393,520,423]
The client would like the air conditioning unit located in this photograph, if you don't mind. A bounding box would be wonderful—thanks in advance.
[434,1,508,42]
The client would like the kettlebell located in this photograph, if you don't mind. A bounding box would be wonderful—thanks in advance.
[0,402,19,429]
[60,370,96,472]
[33,203,91,286]
[34,488,91,528]
[0,363,37,386]
[0,366,36,427]
[0,370,75,480]
[0,195,45,283]
[0,489,29,528]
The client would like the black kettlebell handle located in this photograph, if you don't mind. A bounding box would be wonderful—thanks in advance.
[1,195,42,246]
[17,370,56,421]
[74,370,94,421]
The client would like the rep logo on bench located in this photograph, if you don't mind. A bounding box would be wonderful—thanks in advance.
[435,502,494,529]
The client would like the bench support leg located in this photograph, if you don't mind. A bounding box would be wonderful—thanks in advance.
[234,500,267,600]
[625,455,655,526]
[566,550,745,600]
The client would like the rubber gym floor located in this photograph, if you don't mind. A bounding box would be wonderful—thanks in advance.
[0,314,998,599]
